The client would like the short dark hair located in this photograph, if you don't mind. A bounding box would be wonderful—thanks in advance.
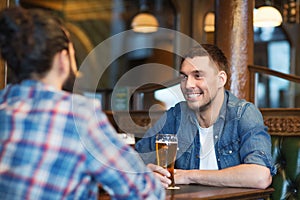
[181,44,231,88]
[0,6,70,82]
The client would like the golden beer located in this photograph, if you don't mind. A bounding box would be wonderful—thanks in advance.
[155,134,178,188]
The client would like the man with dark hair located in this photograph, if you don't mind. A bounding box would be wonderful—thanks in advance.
[0,6,165,199]
[136,44,275,189]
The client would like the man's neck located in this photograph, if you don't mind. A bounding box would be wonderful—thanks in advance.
[31,72,63,90]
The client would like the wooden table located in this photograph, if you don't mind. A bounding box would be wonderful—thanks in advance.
[165,185,274,200]
[99,185,274,200]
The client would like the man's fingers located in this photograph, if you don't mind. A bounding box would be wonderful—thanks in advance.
[147,163,172,188]
[153,172,172,188]
[147,163,170,177]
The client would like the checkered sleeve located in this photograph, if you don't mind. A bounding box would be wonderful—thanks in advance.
[76,102,165,200]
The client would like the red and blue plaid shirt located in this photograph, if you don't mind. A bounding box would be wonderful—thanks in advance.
[0,80,164,200]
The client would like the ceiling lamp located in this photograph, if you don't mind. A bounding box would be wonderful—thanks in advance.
[253,6,283,27]
[204,12,215,32]
[131,12,159,33]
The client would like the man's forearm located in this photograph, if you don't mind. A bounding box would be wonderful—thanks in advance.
[175,164,272,189]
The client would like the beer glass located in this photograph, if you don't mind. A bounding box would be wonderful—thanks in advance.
[117,133,135,148]
[155,134,178,189]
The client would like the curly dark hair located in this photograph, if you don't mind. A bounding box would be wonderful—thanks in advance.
[181,44,231,89]
[0,6,70,82]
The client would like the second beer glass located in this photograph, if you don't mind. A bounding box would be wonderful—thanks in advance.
[155,134,178,189]
[117,133,135,148]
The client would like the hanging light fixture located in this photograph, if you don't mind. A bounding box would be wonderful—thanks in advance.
[253,5,283,27]
[131,12,159,33]
[204,12,215,32]
[131,0,159,33]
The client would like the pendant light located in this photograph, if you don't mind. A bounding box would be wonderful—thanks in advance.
[131,0,159,33]
[204,12,215,32]
[131,13,159,33]
[254,1,283,27]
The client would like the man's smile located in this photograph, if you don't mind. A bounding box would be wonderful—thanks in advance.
[185,90,204,100]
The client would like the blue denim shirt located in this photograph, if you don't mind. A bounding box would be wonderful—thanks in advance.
[135,90,276,175]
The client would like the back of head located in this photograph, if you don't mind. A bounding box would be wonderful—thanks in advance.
[182,44,231,89]
[0,6,70,82]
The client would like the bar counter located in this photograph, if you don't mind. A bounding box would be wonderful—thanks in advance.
[165,184,274,199]
[98,184,274,199]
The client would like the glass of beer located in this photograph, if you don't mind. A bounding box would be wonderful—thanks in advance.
[155,134,178,189]
[117,133,135,148]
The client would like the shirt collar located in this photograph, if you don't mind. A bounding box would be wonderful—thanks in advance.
[21,79,57,91]
[218,90,228,121]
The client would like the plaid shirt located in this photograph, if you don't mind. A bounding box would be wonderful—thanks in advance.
[0,80,165,200]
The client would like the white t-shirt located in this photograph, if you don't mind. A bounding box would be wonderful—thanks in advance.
[197,125,218,170]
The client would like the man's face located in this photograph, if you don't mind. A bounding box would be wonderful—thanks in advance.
[179,56,222,112]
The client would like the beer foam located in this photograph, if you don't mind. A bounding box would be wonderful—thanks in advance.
[155,141,177,144]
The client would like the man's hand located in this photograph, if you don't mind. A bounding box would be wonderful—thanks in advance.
[147,163,172,188]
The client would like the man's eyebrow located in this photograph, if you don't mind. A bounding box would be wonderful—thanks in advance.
[180,70,202,75]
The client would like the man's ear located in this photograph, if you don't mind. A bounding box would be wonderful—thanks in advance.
[218,71,227,87]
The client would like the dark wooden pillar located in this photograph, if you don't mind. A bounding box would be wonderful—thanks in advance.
[215,0,254,100]
[0,0,8,89]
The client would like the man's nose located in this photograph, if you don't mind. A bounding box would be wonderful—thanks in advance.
[185,76,196,88]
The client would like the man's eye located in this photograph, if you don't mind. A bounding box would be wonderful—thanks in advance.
[179,74,187,81]
[195,74,204,79]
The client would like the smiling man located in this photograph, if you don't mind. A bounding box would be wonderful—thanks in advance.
[135,44,276,189]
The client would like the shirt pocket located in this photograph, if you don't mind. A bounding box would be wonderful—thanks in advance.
[218,139,241,168]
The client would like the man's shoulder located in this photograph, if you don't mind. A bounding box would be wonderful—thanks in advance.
[171,101,188,110]
[226,90,250,107]
[166,101,196,123]
[225,90,260,118]
[67,92,102,110]
[57,92,105,125]
[167,101,189,115]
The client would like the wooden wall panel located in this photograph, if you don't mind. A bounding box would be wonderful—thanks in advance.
[0,0,8,89]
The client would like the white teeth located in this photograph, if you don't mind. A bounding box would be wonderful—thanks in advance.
[187,93,201,98]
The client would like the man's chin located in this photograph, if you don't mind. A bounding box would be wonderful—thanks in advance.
[187,101,201,111]
[187,100,212,112]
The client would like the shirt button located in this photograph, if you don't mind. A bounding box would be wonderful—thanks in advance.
[228,150,232,154]
[214,135,218,139]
